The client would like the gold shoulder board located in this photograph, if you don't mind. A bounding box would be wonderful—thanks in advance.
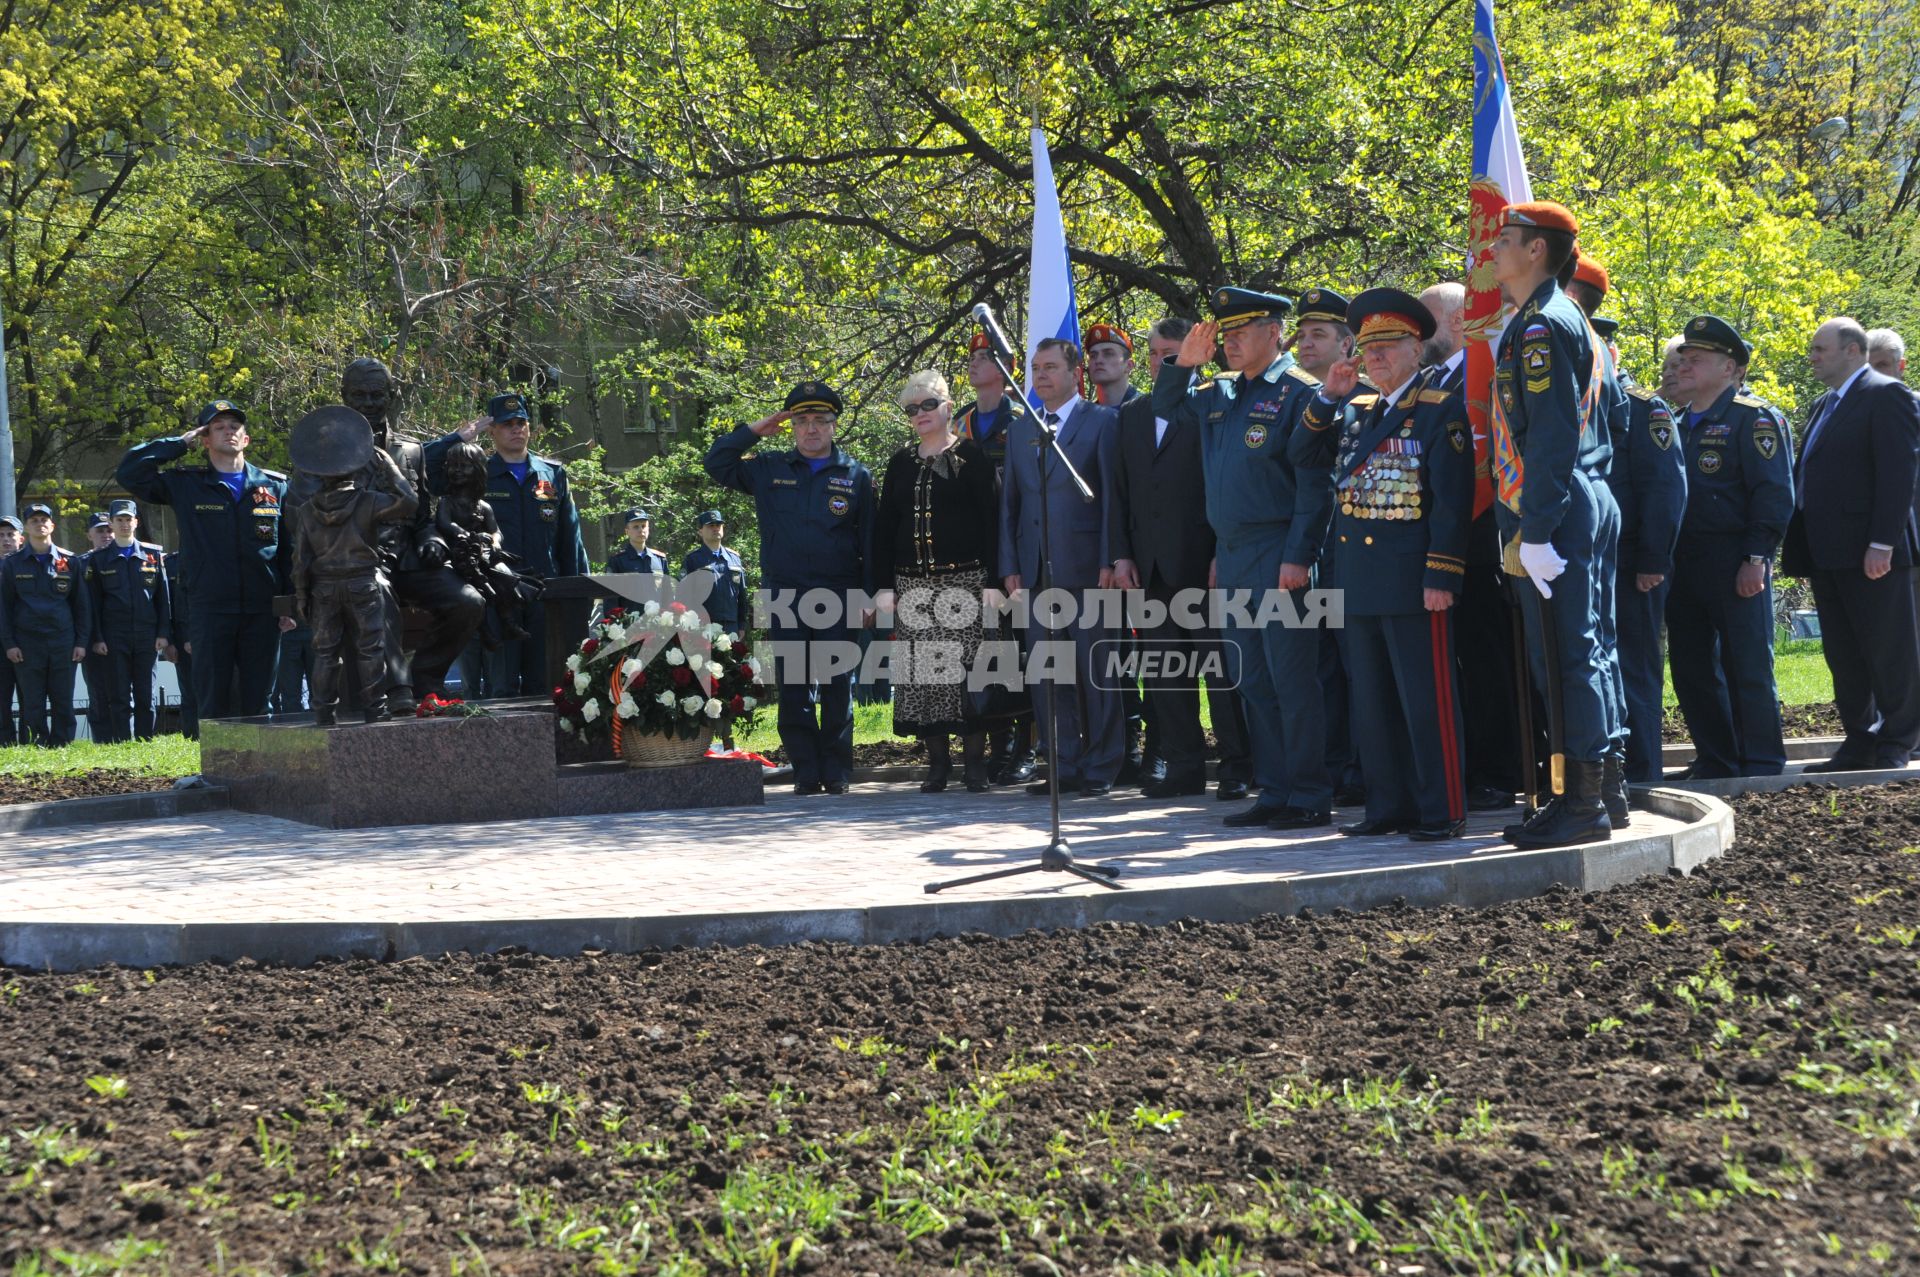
[1285,365,1322,386]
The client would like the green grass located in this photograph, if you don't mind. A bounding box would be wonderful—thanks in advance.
[0,736,201,778]
[1661,636,1831,709]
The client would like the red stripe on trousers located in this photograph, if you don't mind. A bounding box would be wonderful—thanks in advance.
[1431,610,1465,822]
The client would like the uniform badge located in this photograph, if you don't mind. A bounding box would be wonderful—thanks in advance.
[1753,429,1779,460]
[534,478,557,501]
[1698,450,1723,474]
[538,505,557,522]
[251,486,278,507]
[1449,425,1468,453]
[1244,423,1268,448]
[828,494,851,517]
[1650,421,1674,450]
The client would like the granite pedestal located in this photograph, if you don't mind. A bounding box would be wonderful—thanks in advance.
[202,707,762,829]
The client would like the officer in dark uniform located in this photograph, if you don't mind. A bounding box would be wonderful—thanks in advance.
[681,510,748,633]
[1485,202,1619,847]
[1584,308,1688,782]
[162,551,198,738]
[83,499,170,741]
[955,330,1038,784]
[605,508,669,575]
[117,400,292,719]
[1668,315,1795,777]
[1297,289,1476,838]
[79,511,113,741]
[0,502,90,746]
[424,392,587,698]
[0,515,18,744]
[1157,287,1334,830]
[1085,320,1153,781]
[705,380,876,794]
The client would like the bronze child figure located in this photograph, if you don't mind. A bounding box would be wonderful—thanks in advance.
[435,440,537,649]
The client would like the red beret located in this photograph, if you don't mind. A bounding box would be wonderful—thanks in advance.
[1500,201,1579,236]
[1572,250,1610,295]
[1082,322,1134,354]
[968,331,993,354]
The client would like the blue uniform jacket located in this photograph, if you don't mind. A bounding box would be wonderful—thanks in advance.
[681,544,748,626]
[1312,373,1476,615]
[1152,353,1332,579]
[85,541,172,645]
[117,438,289,615]
[422,439,586,578]
[704,427,877,593]
[1678,385,1795,559]
[1493,279,1609,543]
[605,544,668,575]
[1609,378,1688,576]
[163,553,190,647]
[0,546,91,648]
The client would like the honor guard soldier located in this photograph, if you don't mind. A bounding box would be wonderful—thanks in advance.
[1299,289,1475,838]
[83,499,171,741]
[1586,308,1688,782]
[117,399,292,719]
[1156,286,1334,830]
[681,510,748,633]
[605,508,669,576]
[0,502,91,745]
[705,380,877,794]
[425,392,587,697]
[1486,202,1621,847]
[85,512,113,552]
[0,515,18,744]
[1668,315,1795,776]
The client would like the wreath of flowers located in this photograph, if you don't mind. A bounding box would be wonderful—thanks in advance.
[552,602,764,750]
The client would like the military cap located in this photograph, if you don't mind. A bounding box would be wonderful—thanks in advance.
[108,498,139,518]
[1082,322,1134,354]
[1572,251,1610,296]
[0,515,22,531]
[1590,315,1620,341]
[784,381,843,415]
[1679,314,1751,364]
[487,393,531,423]
[196,399,246,427]
[619,508,652,526]
[697,509,726,528]
[1210,287,1293,332]
[1295,288,1352,326]
[22,502,55,521]
[1499,201,1580,236]
[86,511,110,530]
[1347,288,1437,349]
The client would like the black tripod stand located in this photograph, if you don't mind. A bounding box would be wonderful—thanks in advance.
[926,337,1123,895]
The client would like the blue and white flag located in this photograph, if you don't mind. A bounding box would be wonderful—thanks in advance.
[1024,127,1079,407]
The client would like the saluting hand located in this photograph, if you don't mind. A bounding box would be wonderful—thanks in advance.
[455,415,490,443]
[1323,358,1361,400]
[749,410,793,438]
[180,424,208,449]
[1175,322,1220,369]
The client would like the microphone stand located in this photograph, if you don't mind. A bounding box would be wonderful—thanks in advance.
[926,345,1123,894]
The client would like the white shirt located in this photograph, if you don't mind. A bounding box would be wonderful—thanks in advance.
[1042,393,1082,427]
[1805,364,1869,456]
[1380,377,1416,412]
[1154,415,1170,447]
[1440,348,1466,384]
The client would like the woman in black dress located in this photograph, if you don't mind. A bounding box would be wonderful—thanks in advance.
[874,370,1001,792]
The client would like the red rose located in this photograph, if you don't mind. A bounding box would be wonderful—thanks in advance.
[731,641,750,657]
[605,607,625,620]
[671,666,693,687]
[729,695,744,713]
[668,602,687,614]
[581,637,601,656]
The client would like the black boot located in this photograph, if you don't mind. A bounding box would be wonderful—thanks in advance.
[962,732,990,792]
[1601,748,1629,825]
[921,734,952,793]
[1507,760,1610,849]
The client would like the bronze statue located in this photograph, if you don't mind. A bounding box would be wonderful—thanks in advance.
[288,408,418,725]
[436,441,538,646]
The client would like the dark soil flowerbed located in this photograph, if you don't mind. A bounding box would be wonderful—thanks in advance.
[0,769,176,807]
[1663,700,1844,744]
[5,784,1919,1275]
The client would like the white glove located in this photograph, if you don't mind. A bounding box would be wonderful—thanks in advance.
[1518,541,1567,599]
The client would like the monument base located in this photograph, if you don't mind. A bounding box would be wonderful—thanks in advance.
[202,707,763,829]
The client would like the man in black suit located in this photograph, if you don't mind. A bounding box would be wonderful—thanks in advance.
[1109,317,1252,801]
[1783,317,1920,769]
[1865,327,1920,628]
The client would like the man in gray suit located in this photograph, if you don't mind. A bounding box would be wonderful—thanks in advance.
[1000,337,1124,795]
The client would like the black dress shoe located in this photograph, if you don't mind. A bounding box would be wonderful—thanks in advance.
[1078,783,1112,798]
[1803,757,1865,774]
[1333,784,1367,807]
[823,781,849,795]
[794,781,823,796]
[1223,804,1282,828]
[1028,778,1075,796]
[1215,779,1251,802]
[1466,785,1514,811]
[1339,816,1413,837]
[1408,819,1467,841]
[1267,806,1331,830]
[1000,752,1038,785]
[1142,773,1206,799]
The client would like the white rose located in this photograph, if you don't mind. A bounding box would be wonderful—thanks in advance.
[665,647,686,666]
[704,697,723,719]
[745,657,763,678]
[742,696,756,710]
[581,700,600,722]
[559,719,575,734]
[616,695,638,719]
[704,623,723,641]
[680,694,704,716]
[622,657,644,681]
[656,690,677,707]
[643,600,661,616]
[566,653,582,672]
[687,653,706,673]
[679,611,702,631]
[604,623,626,644]
[573,672,591,694]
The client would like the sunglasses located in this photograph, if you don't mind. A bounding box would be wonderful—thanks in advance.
[901,398,946,416]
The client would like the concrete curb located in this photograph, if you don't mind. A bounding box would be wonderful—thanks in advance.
[1,788,1734,971]
[1641,765,1920,799]
[0,784,230,834]
[1660,735,1841,766]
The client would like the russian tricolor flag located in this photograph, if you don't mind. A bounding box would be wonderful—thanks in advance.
[1024,128,1080,407]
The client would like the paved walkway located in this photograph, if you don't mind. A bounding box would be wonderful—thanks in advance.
[4,785,1692,925]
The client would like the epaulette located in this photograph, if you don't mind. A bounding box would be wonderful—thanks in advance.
[1284,365,1322,387]
[1623,384,1660,402]
[1732,394,1768,411]
[259,468,287,481]
[1416,388,1455,405]
[1349,394,1380,409]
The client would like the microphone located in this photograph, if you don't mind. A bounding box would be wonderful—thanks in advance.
[972,303,1018,364]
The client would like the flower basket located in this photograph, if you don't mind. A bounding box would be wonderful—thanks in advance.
[552,602,765,761]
